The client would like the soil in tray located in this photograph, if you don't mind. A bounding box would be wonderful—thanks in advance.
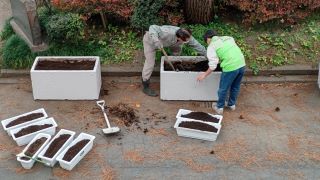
[181,112,220,123]
[6,113,44,128]
[43,134,71,158]
[62,139,90,162]
[35,59,95,70]
[164,60,222,72]
[20,137,47,161]
[14,124,53,138]
[178,121,218,133]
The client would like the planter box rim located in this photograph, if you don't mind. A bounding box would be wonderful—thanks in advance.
[31,56,100,72]
[174,118,221,135]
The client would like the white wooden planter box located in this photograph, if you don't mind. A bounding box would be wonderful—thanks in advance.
[38,129,75,167]
[57,133,95,171]
[17,133,52,169]
[31,56,101,100]
[176,109,223,125]
[1,108,48,136]
[10,118,57,146]
[174,118,221,141]
[160,56,221,101]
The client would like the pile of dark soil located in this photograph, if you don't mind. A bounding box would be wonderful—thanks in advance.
[164,60,222,72]
[14,124,53,138]
[179,121,218,133]
[181,112,220,123]
[62,139,90,162]
[109,103,139,127]
[44,134,71,158]
[21,137,47,161]
[35,59,95,70]
[6,113,44,128]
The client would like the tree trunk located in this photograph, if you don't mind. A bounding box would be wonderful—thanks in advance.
[184,0,214,24]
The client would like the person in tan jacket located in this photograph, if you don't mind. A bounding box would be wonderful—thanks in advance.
[142,25,207,96]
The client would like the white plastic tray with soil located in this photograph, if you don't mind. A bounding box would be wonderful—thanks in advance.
[176,109,223,125]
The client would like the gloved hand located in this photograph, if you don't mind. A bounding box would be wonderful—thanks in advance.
[154,41,163,49]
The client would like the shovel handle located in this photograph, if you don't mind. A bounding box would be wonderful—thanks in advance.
[96,100,111,128]
[161,48,175,71]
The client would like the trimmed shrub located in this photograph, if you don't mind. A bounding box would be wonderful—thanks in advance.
[0,19,14,40]
[2,35,33,69]
[45,12,84,43]
[224,0,320,24]
[131,0,165,29]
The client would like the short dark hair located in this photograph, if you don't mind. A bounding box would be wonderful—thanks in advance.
[176,28,192,41]
[203,30,217,42]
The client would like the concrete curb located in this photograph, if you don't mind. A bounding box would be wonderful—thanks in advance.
[1,64,318,78]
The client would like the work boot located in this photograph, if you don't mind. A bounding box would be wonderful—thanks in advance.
[142,79,158,97]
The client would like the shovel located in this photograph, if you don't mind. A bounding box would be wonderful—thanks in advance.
[16,152,50,166]
[160,48,175,71]
[96,100,120,135]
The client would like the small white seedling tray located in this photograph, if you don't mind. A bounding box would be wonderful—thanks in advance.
[174,118,221,141]
[17,133,51,169]
[57,133,95,171]
[176,109,223,125]
[38,129,75,167]
[10,118,57,146]
[1,108,48,136]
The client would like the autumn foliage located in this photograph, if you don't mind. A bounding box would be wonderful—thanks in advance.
[224,0,320,24]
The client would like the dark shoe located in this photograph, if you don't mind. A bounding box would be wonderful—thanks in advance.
[142,79,158,97]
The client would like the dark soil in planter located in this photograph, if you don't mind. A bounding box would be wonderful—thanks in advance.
[14,124,53,138]
[20,137,47,161]
[109,103,139,127]
[164,60,222,72]
[178,121,218,133]
[6,113,44,128]
[181,112,220,123]
[35,59,96,70]
[44,134,71,158]
[62,139,90,162]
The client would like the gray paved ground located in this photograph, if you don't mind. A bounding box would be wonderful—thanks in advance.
[0,77,319,180]
[0,0,11,31]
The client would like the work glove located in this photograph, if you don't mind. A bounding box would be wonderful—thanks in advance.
[154,41,163,49]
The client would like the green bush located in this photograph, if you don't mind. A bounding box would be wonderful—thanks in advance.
[2,35,33,69]
[0,19,14,40]
[37,6,55,30]
[131,0,165,29]
[46,12,84,43]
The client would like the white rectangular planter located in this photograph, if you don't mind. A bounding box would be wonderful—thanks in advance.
[174,118,221,141]
[160,56,221,101]
[38,129,75,167]
[57,133,95,171]
[1,108,48,136]
[31,56,101,100]
[17,133,52,169]
[176,109,223,125]
[10,118,57,146]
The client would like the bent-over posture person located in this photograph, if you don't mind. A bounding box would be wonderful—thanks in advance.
[142,25,206,96]
[197,30,246,114]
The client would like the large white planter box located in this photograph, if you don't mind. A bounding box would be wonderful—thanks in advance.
[160,56,221,101]
[10,117,57,146]
[31,56,101,100]
[17,133,52,169]
[176,109,223,126]
[174,118,221,141]
[1,108,48,136]
[57,133,95,171]
[38,129,75,167]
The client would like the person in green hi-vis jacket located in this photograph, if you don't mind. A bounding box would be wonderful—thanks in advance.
[197,30,246,114]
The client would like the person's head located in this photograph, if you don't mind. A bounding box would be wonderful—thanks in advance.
[203,30,217,44]
[176,28,192,43]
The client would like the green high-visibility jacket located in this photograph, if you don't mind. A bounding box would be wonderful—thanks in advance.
[207,36,245,72]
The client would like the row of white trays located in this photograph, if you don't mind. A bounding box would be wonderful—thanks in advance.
[1,108,95,170]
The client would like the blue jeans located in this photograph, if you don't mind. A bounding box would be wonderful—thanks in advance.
[217,66,245,108]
